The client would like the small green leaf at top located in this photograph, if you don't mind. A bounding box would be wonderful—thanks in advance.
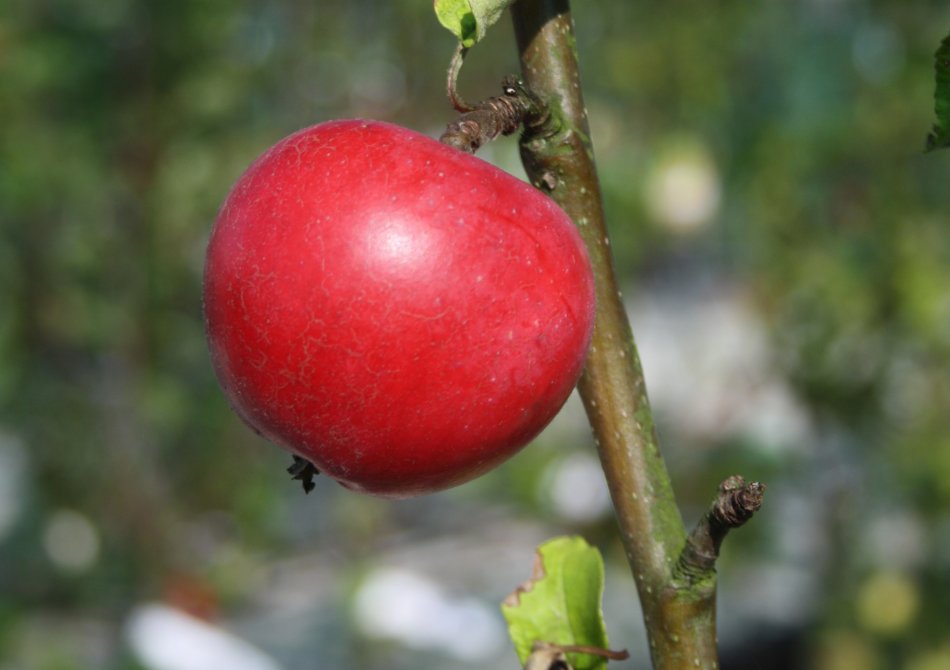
[501,536,613,670]
[925,30,950,152]
[434,0,516,48]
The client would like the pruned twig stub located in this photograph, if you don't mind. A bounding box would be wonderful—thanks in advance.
[712,475,765,527]
[675,475,766,584]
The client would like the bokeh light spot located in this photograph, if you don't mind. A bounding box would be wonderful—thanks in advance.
[43,509,100,574]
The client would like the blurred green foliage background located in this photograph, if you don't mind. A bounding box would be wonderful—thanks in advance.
[1,1,948,669]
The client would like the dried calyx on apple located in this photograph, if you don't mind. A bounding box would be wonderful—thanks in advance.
[203,117,595,498]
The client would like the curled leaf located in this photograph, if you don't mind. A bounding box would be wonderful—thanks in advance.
[501,537,615,670]
[434,0,516,47]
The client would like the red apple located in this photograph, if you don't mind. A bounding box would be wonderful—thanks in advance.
[204,120,595,497]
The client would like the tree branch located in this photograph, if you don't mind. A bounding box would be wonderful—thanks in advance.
[508,2,764,669]
[510,0,683,589]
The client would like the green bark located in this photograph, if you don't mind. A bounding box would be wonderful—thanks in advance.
[510,2,721,668]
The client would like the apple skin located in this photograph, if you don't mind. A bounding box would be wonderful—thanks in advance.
[204,120,595,498]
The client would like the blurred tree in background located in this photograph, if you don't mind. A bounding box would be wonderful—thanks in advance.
[0,1,948,669]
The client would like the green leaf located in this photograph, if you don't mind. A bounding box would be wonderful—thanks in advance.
[925,30,950,152]
[501,536,612,670]
[433,0,515,47]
